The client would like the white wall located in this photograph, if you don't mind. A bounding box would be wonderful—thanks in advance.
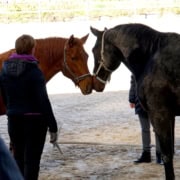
[0,14,179,94]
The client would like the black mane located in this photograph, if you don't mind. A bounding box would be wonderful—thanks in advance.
[112,23,163,55]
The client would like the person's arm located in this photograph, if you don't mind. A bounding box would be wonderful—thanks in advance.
[129,75,136,108]
[0,137,24,180]
[32,68,58,133]
[33,71,58,144]
[37,78,58,132]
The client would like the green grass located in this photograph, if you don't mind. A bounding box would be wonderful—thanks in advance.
[0,0,179,23]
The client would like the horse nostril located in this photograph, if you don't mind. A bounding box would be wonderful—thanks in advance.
[86,84,92,94]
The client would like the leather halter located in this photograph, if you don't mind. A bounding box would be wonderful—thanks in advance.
[63,41,91,85]
[94,30,113,84]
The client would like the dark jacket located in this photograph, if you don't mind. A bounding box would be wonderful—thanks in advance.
[129,75,147,116]
[0,56,57,132]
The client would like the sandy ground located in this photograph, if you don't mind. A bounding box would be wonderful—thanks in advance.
[1,91,180,180]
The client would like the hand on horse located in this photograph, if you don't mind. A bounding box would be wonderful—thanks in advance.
[49,132,58,144]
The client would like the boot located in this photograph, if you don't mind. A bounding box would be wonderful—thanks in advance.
[156,151,163,165]
[134,151,151,164]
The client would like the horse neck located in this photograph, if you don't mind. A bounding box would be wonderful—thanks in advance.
[35,38,66,82]
[107,29,159,82]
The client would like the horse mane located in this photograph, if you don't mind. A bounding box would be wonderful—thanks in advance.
[111,23,162,53]
[116,23,160,40]
[35,37,66,64]
[36,37,66,50]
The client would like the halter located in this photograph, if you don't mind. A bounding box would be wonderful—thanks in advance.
[94,30,113,84]
[63,41,91,85]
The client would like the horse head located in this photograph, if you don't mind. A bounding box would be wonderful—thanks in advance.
[90,26,121,92]
[63,34,93,95]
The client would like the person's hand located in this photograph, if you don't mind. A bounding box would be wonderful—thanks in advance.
[49,132,58,144]
[129,103,135,108]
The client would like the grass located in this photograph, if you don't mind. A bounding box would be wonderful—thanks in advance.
[0,0,179,23]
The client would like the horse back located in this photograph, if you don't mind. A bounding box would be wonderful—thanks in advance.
[136,32,180,116]
[0,49,15,69]
[140,54,180,115]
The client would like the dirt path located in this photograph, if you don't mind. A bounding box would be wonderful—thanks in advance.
[1,91,180,179]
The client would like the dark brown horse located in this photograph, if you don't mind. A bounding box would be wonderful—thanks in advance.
[0,34,93,115]
[90,23,180,180]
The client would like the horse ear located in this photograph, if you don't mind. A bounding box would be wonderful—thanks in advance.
[68,35,74,48]
[81,34,89,44]
[90,26,102,37]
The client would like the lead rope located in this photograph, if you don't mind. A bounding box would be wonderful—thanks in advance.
[52,124,65,159]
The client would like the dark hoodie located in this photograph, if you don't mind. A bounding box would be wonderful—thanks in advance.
[129,75,147,116]
[0,54,57,132]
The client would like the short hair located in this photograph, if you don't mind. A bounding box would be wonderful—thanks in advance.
[15,34,36,54]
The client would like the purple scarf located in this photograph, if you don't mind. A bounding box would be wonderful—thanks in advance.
[9,53,38,62]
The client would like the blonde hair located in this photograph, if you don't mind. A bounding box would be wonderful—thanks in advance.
[15,34,36,54]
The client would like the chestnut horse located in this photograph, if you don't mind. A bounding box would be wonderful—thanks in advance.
[90,23,180,180]
[0,34,92,115]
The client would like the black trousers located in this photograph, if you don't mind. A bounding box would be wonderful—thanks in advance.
[8,115,48,180]
[138,113,160,153]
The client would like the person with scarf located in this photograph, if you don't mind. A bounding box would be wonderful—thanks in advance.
[0,34,58,180]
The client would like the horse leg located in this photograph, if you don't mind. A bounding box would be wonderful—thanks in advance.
[0,94,14,154]
[150,113,175,180]
[164,117,175,180]
[0,93,14,154]
[172,118,175,155]
[159,132,174,180]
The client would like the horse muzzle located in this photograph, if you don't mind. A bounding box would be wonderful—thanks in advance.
[78,75,93,95]
[92,76,106,92]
